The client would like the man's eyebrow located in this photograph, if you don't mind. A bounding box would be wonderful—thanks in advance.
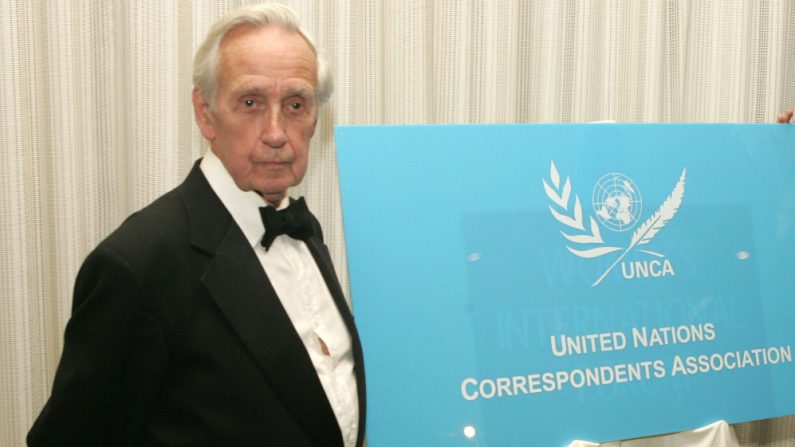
[282,84,316,99]
[228,83,316,99]
[232,86,265,97]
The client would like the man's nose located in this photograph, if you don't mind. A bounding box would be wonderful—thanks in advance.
[261,108,288,148]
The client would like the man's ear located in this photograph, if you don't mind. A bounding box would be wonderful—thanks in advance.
[309,115,318,138]
[192,88,216,141]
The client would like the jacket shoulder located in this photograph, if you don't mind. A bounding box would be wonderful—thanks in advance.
[94,164,226,278]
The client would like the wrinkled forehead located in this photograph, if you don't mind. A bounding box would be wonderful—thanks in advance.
[218,24,318,79]
[220,23,317,59]
[215,24,319,96]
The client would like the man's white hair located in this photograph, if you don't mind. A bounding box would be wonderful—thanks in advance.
[192,3,332,109]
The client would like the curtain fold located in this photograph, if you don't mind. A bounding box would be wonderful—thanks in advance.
[2,0,793,444]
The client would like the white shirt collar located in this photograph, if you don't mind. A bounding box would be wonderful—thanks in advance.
[199,150,289,248]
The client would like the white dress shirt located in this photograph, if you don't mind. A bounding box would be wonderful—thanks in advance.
[200,151,359,447]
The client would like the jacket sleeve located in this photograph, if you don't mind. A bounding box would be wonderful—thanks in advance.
[28,245,169,446]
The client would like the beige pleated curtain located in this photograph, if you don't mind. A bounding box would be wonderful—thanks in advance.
[2,0,794,445]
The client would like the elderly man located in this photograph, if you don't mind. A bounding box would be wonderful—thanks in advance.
[28,4,365,446]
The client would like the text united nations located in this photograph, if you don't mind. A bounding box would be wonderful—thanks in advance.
[460,322,792,401]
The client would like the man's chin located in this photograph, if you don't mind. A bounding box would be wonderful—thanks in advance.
[255,184,295,205]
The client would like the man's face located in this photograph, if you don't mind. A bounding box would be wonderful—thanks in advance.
[193,25,318,205]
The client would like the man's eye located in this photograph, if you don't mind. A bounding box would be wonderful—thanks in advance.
[244,99,256,107]
[290,102,302,110]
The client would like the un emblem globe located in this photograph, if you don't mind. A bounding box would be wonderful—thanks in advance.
[592,173,643,232]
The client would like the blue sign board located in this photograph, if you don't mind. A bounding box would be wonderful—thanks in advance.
[335,124,795,446]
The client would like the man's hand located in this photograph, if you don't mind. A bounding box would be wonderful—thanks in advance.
[777,108,793,123]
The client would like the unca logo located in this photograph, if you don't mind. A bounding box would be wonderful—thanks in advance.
[543,161,686,287]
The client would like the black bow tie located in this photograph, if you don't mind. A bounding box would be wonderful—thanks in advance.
[259,197,316,250]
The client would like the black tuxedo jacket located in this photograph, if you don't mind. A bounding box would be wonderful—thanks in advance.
[28,162,366,446]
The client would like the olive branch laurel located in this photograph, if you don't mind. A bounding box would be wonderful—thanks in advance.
[542,161,687,287]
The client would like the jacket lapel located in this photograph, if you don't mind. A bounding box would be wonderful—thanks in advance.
[180,165,342,446]
[305,238,367,446]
